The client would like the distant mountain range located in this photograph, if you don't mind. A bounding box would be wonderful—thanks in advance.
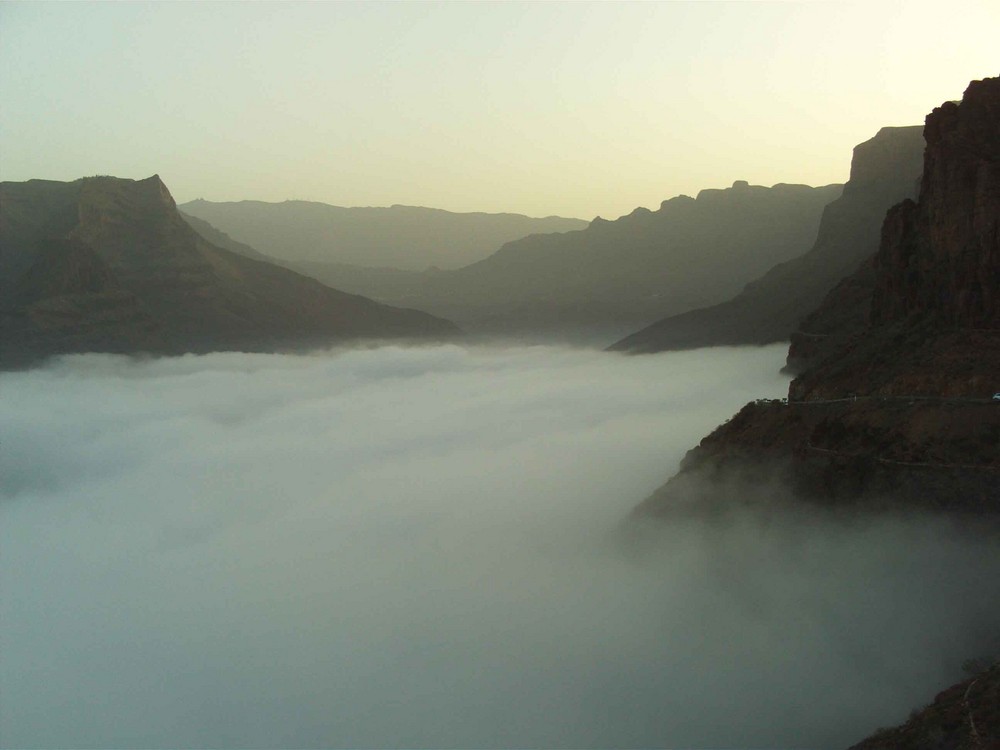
[610,126,925,353]
[291,180,842,340]
[0,176,457,368]
[178,199,588,271]
[0,118,953,365]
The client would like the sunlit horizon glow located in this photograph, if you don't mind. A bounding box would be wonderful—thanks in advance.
[1,1,996,220]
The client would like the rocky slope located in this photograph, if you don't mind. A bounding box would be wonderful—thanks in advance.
[0,176,457,368]
[179,199,588,271]
[847,663,999,750]
[305,181,842,339]
[611,126,924,353]
[639,78,1000,517]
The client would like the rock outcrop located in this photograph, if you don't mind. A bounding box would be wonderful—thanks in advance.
[847,663,1000,750]
[871,79,1000,329]
[610,126,924,354]
[639,78,1000,517]
[0,176,458,368]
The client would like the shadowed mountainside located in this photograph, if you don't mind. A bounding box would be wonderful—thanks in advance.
[178,199,587,271]
[297,180,842,340]
[610,126,924,354]
[847,663,999,750]
[638,77,1000,518]
[179,212,275,263]
[0,176,457,368]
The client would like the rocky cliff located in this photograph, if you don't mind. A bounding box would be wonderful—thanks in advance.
[871,79,1000,329]
[786,82,1000,377]
[847,663,999,750]
[0,176,458,368]
[639,78,1000,517]
[610,126,924,354]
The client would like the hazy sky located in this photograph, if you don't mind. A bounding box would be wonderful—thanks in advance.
[1,1,997,218]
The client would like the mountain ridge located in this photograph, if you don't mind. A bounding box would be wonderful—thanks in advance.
[609,125,925,353]
[298,179,843,340]
[179,198,588,271]
[0,175,458,368]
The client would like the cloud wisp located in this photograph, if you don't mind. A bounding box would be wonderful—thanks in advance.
[2,344,998,749]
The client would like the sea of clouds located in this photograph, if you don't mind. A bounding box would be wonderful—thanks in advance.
[2,343,998,749]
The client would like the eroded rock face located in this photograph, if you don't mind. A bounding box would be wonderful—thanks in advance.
[786,85,999,375]
[640,78,1000,517]
[872,78,1000,328]
[0,238,164,367]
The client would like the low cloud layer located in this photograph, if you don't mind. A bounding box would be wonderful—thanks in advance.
[2,344,998,749]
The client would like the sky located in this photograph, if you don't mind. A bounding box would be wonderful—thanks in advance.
[1,1,997,219]
[4,344,999,748]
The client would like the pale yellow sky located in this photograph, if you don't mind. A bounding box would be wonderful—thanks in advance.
[1,1,996,219]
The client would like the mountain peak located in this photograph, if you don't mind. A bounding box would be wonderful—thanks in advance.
[847,124,924,188]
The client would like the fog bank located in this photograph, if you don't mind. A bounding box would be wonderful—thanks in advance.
[2,344,998,749]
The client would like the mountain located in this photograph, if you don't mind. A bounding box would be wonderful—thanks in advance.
[302,181,842,340]
[179,212,276,263]
[178,199,588,271]
[0,176,458,368]
[638,77,1000,518]
[610,126,924,353]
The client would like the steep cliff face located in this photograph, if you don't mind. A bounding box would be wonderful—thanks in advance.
[0,176,458,368]
[639,78,1000,516]
[872,79,1000,328]
[610,126,923,353]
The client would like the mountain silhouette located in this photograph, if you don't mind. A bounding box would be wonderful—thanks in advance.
[610,126,925,353]
[639,78,1000,518]
[296,181,842,340]
[178,199,587,271]
[1,176,457,367]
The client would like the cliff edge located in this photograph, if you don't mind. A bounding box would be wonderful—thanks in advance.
[0,176,458,368]
[639,78,1000,517]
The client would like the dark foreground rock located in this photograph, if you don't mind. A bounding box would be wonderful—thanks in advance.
[640,78,1000,518]
[847,663,1000,750]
